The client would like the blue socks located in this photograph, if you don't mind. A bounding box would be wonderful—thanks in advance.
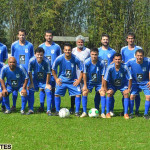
[124,98,129,114]
[94,93,100,110]
[3,96,10,110]
[144,100,150,115]
[106,97,112,114]
[82,96,87,113]
[55,97,61,112]
[130,100,134,114]
[75,97,81,113]
[21,96,27,111]
[110,96,115,112]
[12,90,18,107]
[135,94,141,112]
[28,90,34,111]
[101,96,106,114]
[46,90,52,112]
[40,90,45,109]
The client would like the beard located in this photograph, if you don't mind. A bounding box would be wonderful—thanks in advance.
[77,45,84,49]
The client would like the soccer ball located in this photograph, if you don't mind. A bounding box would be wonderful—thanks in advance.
[59,108,70,118]
[88,108,99,117]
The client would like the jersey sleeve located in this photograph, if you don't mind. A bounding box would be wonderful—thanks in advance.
[20,65,28,79]
[103,66,111,81]
[30,44,34,58]
[0,66,6,80]
[11,44,15,56]
[52,56,60,71]
[120,48,125,62]
[76,58,83,72]
[45,59,51,73]
[3,45,8,61]
[124,65,132,80]
[28,58,34,72]
[101,60,106,76]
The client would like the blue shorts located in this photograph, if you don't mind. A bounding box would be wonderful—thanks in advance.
[131,83,150,95]
[55,82,81,96]
[88,83,102,93]
[108,84,128,94]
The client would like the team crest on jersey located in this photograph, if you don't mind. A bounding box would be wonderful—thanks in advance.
[51,49,54,54]
[16,74,20,78]
[71,64,74,68]
[107,54,111,58]
[25,49,28,53]
[142,67,146,71]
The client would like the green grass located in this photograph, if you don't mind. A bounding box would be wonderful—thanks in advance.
[0,91,150,150]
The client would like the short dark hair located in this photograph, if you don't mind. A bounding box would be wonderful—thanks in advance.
[90,47,98,53]
[114,53,122,59]
[18,29,26,35]
[126,32,135,39]
[45,30,53,35]
[35,47,45,54]
[63,43,72,49]
[101,33,109,39]
[135,49,144,55]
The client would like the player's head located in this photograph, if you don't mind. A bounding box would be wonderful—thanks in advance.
[35,47,45,63]
[101,33,109,46]
[63,43,72,59]
[45,30,53,43]
[18,29,26,42]
[76,35,85,49]
[126,32,135,45]
[135,49,144,64]
[90,48,98,62]
[8,57,16,71]
[113,53,122,66]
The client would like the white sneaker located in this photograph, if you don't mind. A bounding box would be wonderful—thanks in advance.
[80,112,87,118]
[101,113,106,118]
[110,111,115,117]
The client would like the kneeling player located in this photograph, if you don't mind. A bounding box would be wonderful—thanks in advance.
[52,43,83,116]
[0,57,28,114]
[28,47,52,115]
[82,48,106,118]
[103,53,132,119]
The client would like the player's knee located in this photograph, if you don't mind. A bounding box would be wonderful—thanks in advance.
[76,95,81,97]
[99,90,105,96]
[130,95,135,100]
[82,91,88,96]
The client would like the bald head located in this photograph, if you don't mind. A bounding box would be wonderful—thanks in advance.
[8,57,16,63]
[8,57,16,71]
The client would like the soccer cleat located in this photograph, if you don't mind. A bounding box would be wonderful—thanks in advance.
[54,111,59,116]
[26,110,34,115]
[10,106,16,112]
[4,110,11,114]
[129,113,134,119]
[69,108,74,114]
[124,114,129,119]
[135,111,140,117]
[80,112,87,118]
[110,111,115,117]
[143,114,150,119]
[1,105,6,112]
[47,110,52,116]
[101,113,106,118]
[75,112,80,117]
[20,110,25,115]
[51,108,56,113]
[120,111,124,116]
[106,113,111,118]
[37,107,44,113]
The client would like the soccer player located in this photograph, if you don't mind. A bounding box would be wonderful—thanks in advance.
[126,49,150,119]
[52,43,83,116]
[70,35,90,114]
[39,30,61,112]
[121,32,142,116]
[81,48,106,118]
[98,33,116,116]
[0,42,8,63]
[0,57,28,114]
[28,47,52,115]
[11,29,34,111]
[103,53,132,119]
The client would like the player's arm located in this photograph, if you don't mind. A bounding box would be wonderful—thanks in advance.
[45,73,51,90]
[73,71,83,86]
[128,79,132,92]
[21,78,28,96]
[0,79,8,97]
[52,69,62,86]
[82,73,88,92]
[146,72,150,89]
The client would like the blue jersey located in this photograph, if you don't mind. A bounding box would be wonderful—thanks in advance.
[98,47,116,66]
[11,40,34,71]
[0,42,8,62]
[104,63,132,87]
[84,57,105,85]
[0,64,28,90]
[121,45,142,63]
[0,62,5,87]
[52,54,83,83]
[28,56,51,85]
[126,57,150,84]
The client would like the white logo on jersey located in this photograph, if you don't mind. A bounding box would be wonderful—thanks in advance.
[97,67,99,71]
[25,49,28,53]
[77,86,81,91]
[107,54,111,58]
[120,73,123,77]
[0,50,1,53]
[42,66,44,70]
[16,74,20,78]
[142,67,146,71]
[71,64,74,68]
[51,49,54,54]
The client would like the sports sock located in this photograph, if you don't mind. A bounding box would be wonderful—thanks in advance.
[55,97,61,112]
[21,96,27,111]
[94,93,100,110]
[101,96,106,114]
[110,96,115,112]
[75,97,81,113]
[46,90,52,112]
[71,96,75,109]
[51,91,55,109]
[130,100,134,114]
[135,94,141,112]
[82,96,87,113]
[12,90,18,107]
[28,90,34,111]
[124,98,129,114]
[3,96,10,110]
[144,100,150,115]
[106,97,112,114]
[40,90,45,109]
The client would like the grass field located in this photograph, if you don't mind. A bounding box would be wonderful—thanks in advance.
[0,91,150,150]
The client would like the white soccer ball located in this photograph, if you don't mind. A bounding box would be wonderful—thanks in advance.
[88,108,99,117]
[59,108,70,118]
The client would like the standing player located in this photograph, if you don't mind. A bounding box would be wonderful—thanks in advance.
[28,47,52,115]
[70,35,90,114]
[52,43,83,116]
[0,57,28,114]
[126,49,150,119]
[81,48,106,118]
[121,32,142,116]
[98,33,116,116]
[103,53,132,119]
[11,29,34,112]
[39,30,61,112]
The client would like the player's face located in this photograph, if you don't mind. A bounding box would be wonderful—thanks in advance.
[90,51,98,62]
[8,57,16,71]
[45,33,53,42]
[135,52,144,64]
[18,31,26,42]
[114,56,122,66]
[126,35,135,45]
[101,36,109,46]
[76,39,84,49]
[35,52,44,63]
[64,46,72,58]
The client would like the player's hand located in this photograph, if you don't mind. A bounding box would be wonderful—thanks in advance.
[28,83,34,90]
[106,90,113,95]
[147,81,150,89]
[73,79,80,86]
[45,84,52,90]
[2,89,9,97]
[82,85,88,92]
[56,78,62,86]
[21,88,27,97]
[123,89,130,95]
